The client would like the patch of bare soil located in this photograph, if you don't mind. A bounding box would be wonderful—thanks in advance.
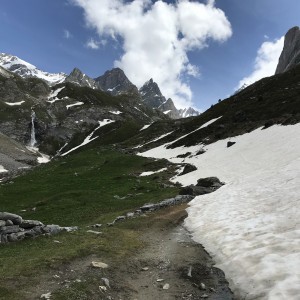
[22,204,235,300]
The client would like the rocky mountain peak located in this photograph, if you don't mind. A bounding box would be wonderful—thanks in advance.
[139,78,165,108]
[95,68,138,96]
[65,67,97,89]
[275,26,300,74]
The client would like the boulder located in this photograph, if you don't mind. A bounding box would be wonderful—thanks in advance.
[180,164,197,175]
[42,225,61,235]
[20,220,44,229]
[0,212,23,225]
[140,204,158,212]
[0,225,21,234]
[7,232,26,242]
[5,220,14,226]
[227,141,236,148]
[196,177,224,188]
[180,177,224,196]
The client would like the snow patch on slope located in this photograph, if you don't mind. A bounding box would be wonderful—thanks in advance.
[109,110,122,115]
[139,123,300,300]
[61,119,115,156]
[140,124,152,131]
[139,168,167,177]
[133,131,174,149]
[199,116,222,129]
[4,101,25,106]
[66,102,84,109]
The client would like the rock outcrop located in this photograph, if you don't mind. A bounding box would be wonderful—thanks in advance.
[275,26,300,74]
[95,68,139,96]
[179,177,224,196]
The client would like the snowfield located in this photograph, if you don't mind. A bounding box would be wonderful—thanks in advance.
[139,123,300,300]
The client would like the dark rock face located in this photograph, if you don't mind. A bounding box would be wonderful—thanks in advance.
[95,68,139,96]
[180,164,197,175]
[160,98,180,119]
[65,68,97,89]
[275,26,300,74]
[139,78,199,119]
[139,78,166,108]
[196,177,224,188]
[227,141,236,148]
[179,177,224,196]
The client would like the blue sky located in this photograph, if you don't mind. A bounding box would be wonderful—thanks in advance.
[0,0,299,110]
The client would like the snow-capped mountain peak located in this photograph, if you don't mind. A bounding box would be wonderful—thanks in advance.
[0,53,66,85]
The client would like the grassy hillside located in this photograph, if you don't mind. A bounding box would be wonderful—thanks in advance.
[0,146,178,299]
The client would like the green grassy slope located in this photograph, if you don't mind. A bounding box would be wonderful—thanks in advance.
[0,146,178,298]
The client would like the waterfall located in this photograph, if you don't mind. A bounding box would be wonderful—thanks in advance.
[30,110,37,147]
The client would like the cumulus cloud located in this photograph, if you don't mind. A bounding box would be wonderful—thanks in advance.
[85,37,107,49]
[72,0,232,108]
[237,37,284,89]
[64,29,72,39]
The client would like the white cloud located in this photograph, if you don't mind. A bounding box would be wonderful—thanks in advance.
[72,0,232,108]
[64,29,72,39]
[237,37,284,89]
[85,37,107,49]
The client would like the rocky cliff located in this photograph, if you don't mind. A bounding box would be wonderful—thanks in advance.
[139,78,199,119]
[275,26,300,74]
[95,68,139,96]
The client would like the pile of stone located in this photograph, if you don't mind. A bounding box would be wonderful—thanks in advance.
[0,212,77,243]
[106,195,193,226]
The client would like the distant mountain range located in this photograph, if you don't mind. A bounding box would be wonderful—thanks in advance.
[0,53,199,119]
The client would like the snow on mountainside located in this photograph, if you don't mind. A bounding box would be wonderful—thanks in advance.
[0,53,66,85]
[178,107,200,118]
[139,122,300,299]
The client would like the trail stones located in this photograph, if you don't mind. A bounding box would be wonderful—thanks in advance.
[163,283,170,290]
[91,261,109,269]
[200,283,206,290]
[0,212,77,244]
[101,277,110,288]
